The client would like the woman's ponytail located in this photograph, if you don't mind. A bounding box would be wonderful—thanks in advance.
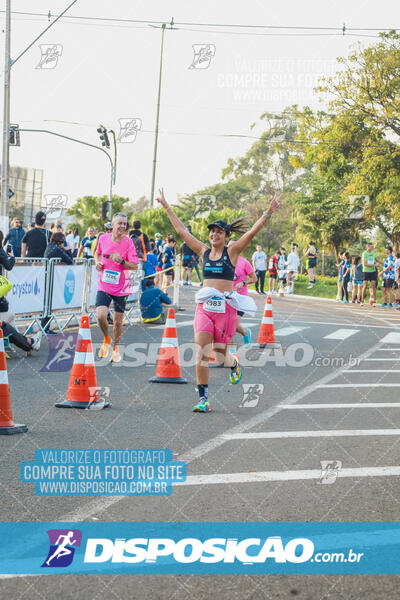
[228,217,248,236]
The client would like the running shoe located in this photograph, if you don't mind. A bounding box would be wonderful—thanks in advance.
[243,328,252,347]
[387,304,393,308]
[31,332,42,351]
[110,346,122,363]
[193,397,211,412]
[98,336,111,359]
[230,353,242,385]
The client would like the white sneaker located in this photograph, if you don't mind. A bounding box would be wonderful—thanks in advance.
[31,332,42,351]
[307,284,314,289]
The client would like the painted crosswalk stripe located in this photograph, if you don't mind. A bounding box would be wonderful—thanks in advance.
[223,429,400,440]
[281,403,400,409]
[380,332,400,344]
[323,329,359,340]
[176,466,400,486]
[343,369,400,373]
[152,320,194,329]
[364,358,400,362]
[317,383,400,388]
[274,326,308,336]
[376,348,400,352]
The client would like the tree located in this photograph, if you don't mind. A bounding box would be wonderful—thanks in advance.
[316,31,400,249]
[130,195,150,215]
[67,195,131,234]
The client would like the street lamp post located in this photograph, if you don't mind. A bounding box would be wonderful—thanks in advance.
[1,0,79,233]
[19,128,115,213]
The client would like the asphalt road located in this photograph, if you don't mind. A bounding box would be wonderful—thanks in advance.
[2,289,400,599]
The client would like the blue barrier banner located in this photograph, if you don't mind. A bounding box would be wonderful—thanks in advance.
[0,522,400,574]
[20,449,186,496]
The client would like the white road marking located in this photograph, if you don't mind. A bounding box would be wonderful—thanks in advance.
[343,369,400,373]
[177,466,400,486]
[376,348,400,352]
[223,429,400,440]
[380,332,400,344]
[152,320,194,329]
[281,403,400,409]
[274,319,400,330]
[363,358,400,362]
[323,329,360,340]
[274,326,308,336]
[62,338,385,522]
[318,383,400,388]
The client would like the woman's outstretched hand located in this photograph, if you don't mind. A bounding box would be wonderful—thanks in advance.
[267,191,282,215]
[156,187,168,209]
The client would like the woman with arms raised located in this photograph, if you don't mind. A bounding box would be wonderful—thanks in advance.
[157,188,280,413]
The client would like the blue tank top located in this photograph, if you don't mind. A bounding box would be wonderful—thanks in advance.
[202,247,236,281]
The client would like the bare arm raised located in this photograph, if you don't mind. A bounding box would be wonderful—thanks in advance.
[228,192,281,262]
[156,188,209,258]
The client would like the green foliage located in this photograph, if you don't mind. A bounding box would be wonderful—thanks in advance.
[67,195,131,235]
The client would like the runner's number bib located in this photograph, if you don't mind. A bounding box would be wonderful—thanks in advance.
[102,269,121,285]
[367,258,374,265]
[203,296,226,313]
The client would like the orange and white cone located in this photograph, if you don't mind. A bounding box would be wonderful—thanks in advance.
[149,308,187,383]
[55,315,109,408]
[278,280,285,297]
[257,296,279,349]
[0,325,27,434]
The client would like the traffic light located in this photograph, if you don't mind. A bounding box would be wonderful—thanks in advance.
[101,201,108,220]
[97,125,110,148]
[9,124,20,146]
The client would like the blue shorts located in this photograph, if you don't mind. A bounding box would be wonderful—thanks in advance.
[96,291,127,313]
[353,280,363,286]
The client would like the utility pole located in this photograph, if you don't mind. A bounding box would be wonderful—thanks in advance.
[1,0,79,233]
[150,23,166,208]
[150,19,176,208]
[1,0,11,234]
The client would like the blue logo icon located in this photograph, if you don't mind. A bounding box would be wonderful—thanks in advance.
[64,269,75,304]
[41,529,82,568]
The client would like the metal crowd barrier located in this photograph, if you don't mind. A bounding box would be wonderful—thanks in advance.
[6,254,182,334]
[6,257,48,334]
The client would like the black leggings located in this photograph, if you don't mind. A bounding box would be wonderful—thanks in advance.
[192,261,202,283]
[2,321,32,352]
[341,279,349,302]
[256,270,266,293]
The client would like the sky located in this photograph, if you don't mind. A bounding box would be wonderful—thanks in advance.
[1,0,399,212]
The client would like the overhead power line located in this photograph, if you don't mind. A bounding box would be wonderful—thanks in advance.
[0,10,397,36]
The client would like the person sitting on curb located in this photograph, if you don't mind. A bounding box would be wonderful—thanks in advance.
[140,277,172,324]
[1,321,41,357]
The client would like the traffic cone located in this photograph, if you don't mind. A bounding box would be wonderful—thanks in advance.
[55,315,109,408]
[278,280,285,297]
[0,325,27,434]
[257,296,279,349]
[149,308,187,383]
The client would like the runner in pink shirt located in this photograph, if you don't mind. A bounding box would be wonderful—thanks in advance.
[229,243,257,347]
[95,213,139,362]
